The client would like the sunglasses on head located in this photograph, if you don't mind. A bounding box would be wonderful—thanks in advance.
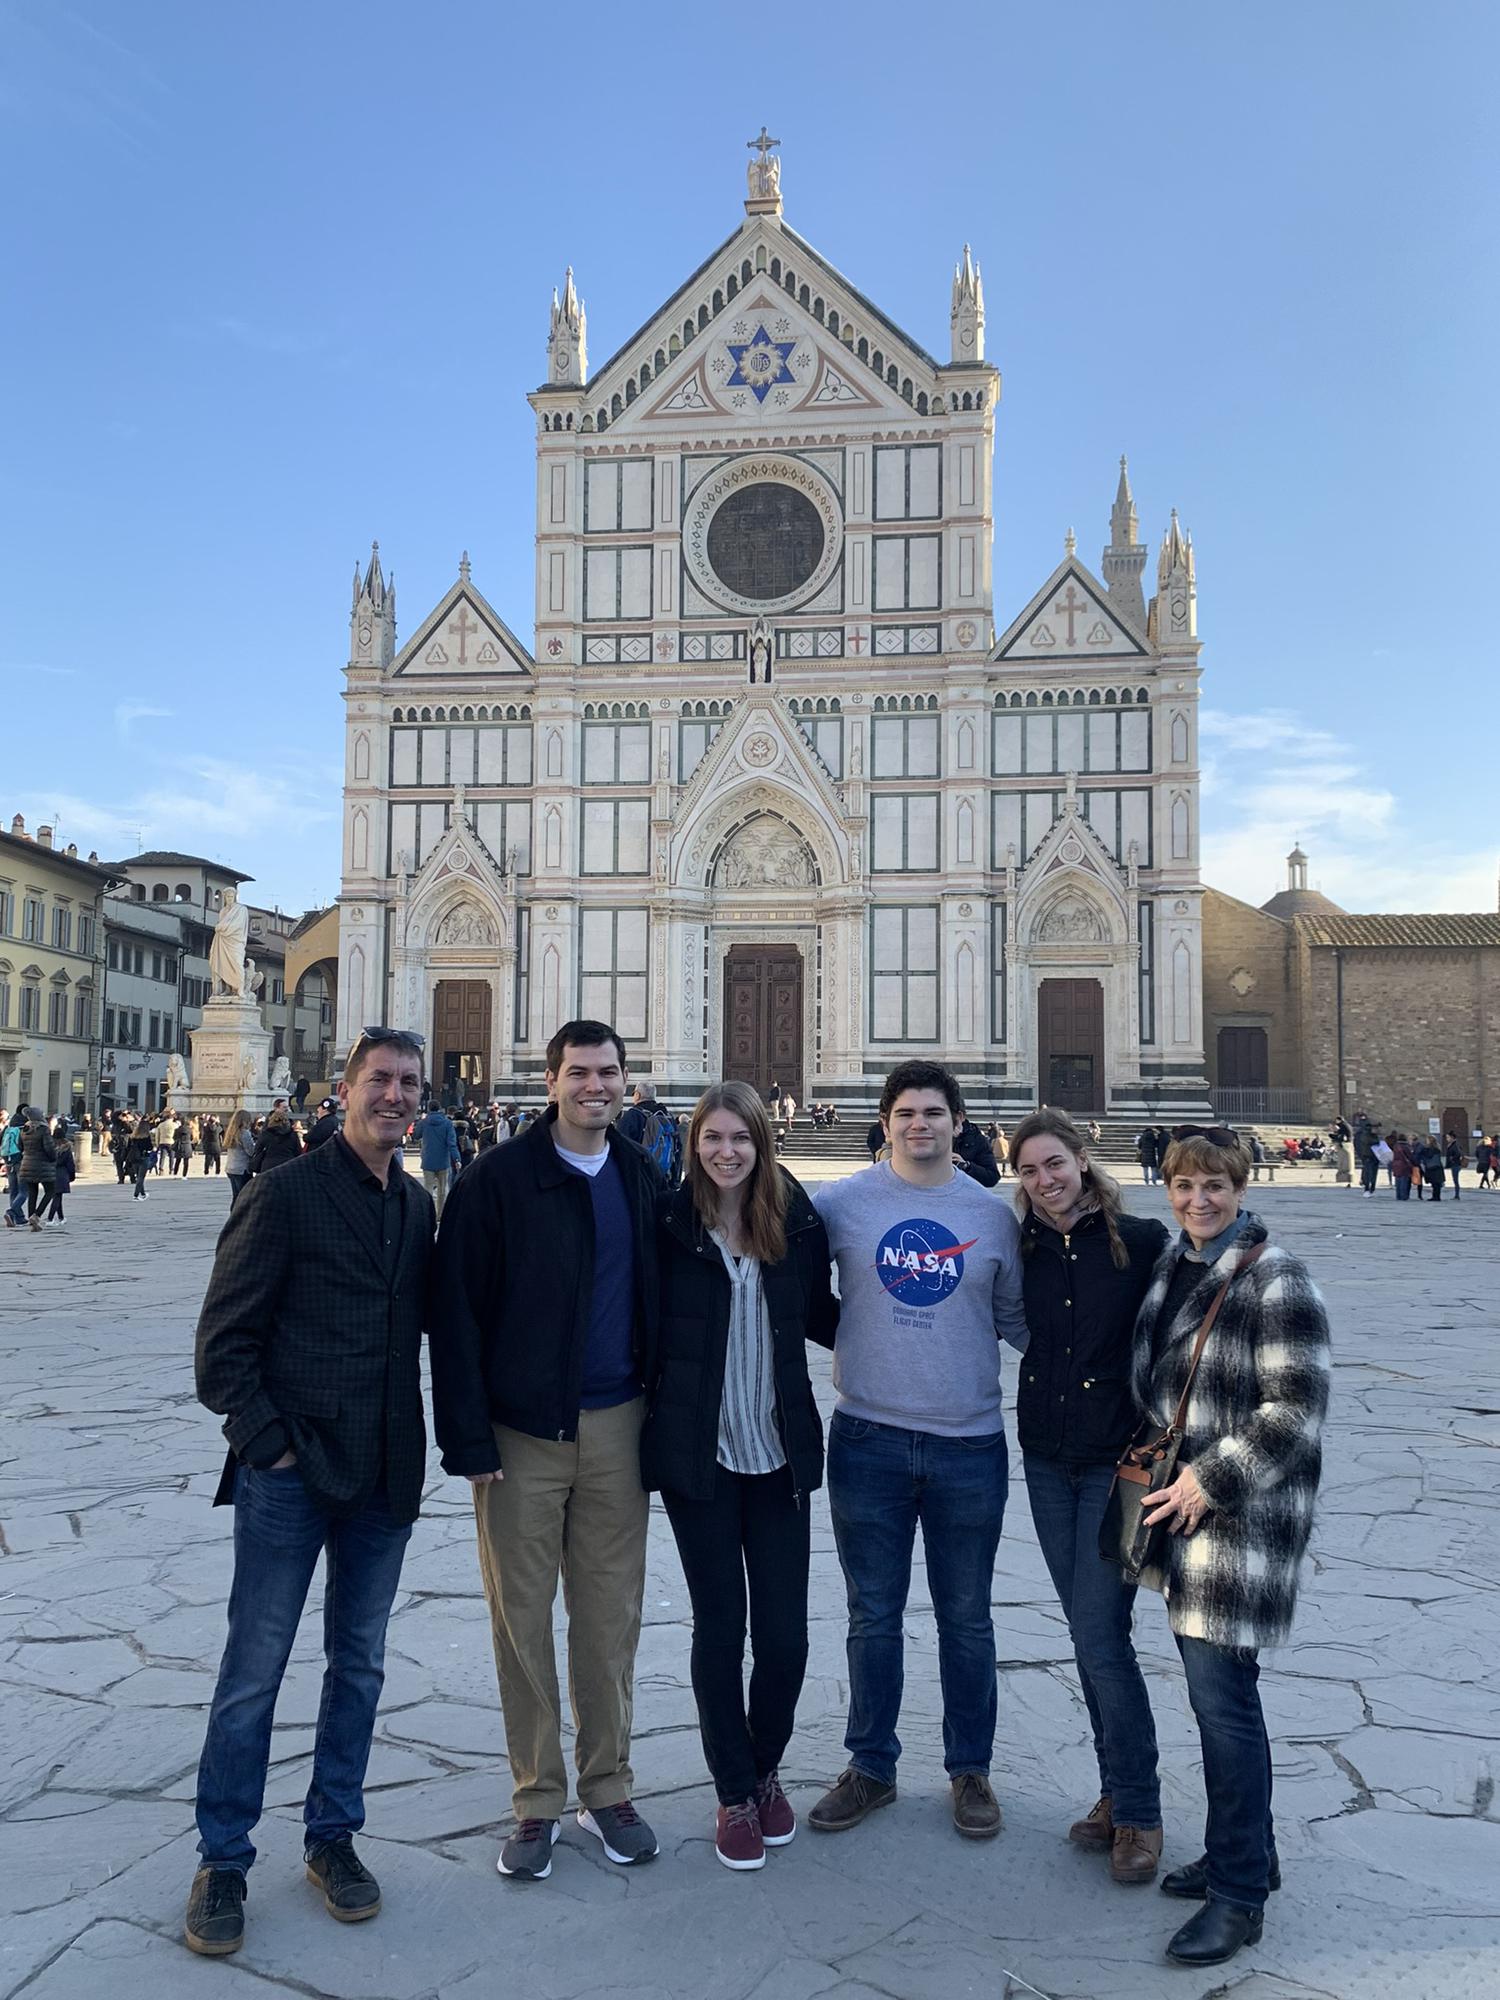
[355,1025,426,1049]
[1171,1124,1237,1148]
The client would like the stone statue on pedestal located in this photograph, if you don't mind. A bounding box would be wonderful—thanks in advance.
[209,889,251,997]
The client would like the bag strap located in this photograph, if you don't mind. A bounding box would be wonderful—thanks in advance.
[1169,1242,1265,1434]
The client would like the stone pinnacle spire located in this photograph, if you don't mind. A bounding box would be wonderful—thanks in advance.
[1101,456,1147,627]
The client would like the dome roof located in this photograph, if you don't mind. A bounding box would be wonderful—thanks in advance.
[1260,886,1347,920]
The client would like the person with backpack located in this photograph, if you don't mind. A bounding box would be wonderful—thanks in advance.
[2,1107,25,1226]
[619,1082,681,1187]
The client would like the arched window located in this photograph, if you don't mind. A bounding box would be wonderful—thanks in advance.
[152,884,168,901]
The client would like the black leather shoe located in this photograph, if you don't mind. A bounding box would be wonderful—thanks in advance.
[1165,1898,1264,1966]
[306,1837,382,1921]
[1160,1852,1280,1899]
[184,1866,246,1955]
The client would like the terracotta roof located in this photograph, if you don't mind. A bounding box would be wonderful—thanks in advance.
[1294,913,1500,948]
[108,850,253,881]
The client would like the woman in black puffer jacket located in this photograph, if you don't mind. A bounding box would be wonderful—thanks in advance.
[642,1079,837,1873]
[1010,1108,1169,1888]
[247,1106,303,1178]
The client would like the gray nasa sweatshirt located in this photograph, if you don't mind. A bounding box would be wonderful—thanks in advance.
[812,1162,1028,1437]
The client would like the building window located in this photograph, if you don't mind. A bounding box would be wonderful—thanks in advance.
[51,906,71,950]
[870,906,939,1042]
[582,545,653,621]
[583,458,654,532]
[22,897,44,942]
[1138,902,1155,1044]
[77,914,94,957]
[990,904,1008,1043]
[163,1014,174,1048]
[128,1009,142,1045]
[148,1013,160,1049]
[514,906,530,1042]
[787,706,844,777]
[872,534,941,611]
[992,704,1152,776]
[871,714,940,778]
[871,794,941,871]
[0,979,9,1027]
[0,889,12,934]
[577,908,648,1040]
[47,988,66,1035]
[152,884,169,901]
[473,799,532,874]
[873,444,942,520]
[72,993,88,1038]
[103,1005,116,1043]
[678,718,725,779]
[20,984,40,1031]
[582,721,651,784]
[162,953,177,982]
[580,799,650,875]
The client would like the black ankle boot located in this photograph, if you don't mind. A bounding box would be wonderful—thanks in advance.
[1165,1897,1263,1966]
[1160,1852,1280,1899]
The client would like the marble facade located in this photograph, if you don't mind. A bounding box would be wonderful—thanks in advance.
[336,142,1210,1117]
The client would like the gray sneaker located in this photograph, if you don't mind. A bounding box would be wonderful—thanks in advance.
[577,1800,659,1864]
[497,1817,560,1880]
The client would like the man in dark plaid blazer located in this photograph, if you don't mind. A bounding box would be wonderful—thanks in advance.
[183,1029,432,1959]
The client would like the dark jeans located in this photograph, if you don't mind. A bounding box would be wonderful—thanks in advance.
[132,1157,150,1197]
[5,1171,26,1225]
[204,1150,222,1174]
[1024,1455,1160,1826]
[1177,1633,1274,1912]
[227,1172,248,1204]
[1395,1175,1411,1201]
[195,1464,411,1874]
[1449,1167,1462,1198]
[827,1411,1007,1787]
[663,1463,810,1804]
[42,1187,65,1221]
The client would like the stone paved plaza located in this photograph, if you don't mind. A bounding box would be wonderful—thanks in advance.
[2,1156,1497,2000]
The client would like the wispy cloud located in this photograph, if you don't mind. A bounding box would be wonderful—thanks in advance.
[2,661,78,678]
[1200,705,1494,913]
[114,702,173,744]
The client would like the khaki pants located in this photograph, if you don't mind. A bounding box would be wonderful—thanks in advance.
[473,1397,648,1819]
[422,1166,449,1217]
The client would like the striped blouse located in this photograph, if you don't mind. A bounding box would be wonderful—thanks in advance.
[709,1232,787,1476]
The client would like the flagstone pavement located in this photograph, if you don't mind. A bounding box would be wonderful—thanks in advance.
[1,1157,1496,2000]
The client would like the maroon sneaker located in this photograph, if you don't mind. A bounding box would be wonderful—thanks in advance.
[755,1771,796,1846]
[715,1800,765,1871]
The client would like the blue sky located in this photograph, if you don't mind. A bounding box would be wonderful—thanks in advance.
[3,1,1495,915]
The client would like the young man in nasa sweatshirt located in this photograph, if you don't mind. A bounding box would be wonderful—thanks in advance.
[809,1060,1028,1842]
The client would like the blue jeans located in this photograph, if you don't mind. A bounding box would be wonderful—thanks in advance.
[5,1169,25,1226]
[827,1411,1007,1787]
[1023,1456,1160,1826]
[195,1464,411,1874]
[1177,1633,1275,1912]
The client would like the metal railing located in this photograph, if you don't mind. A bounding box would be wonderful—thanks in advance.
[1211,1087,1310,1125]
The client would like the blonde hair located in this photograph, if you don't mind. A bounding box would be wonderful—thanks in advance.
[685,1080,788,1264]
[1160,1131,1250,1190]
[223,1109,251,1151]
[1009,1108,1131,1270]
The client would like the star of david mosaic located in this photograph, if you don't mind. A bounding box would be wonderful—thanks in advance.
[725,324,797,403]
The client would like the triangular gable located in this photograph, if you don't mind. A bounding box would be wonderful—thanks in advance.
[391,579,533,679]
[674,688,845,829]
[586,214,944,433]
[992,558,1149,664]
[1019,788,1130,886]
[402,808,513,948]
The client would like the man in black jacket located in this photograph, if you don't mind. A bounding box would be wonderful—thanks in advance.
[430,1020,662,1882]
[305,1097,340,1151]
[184,1028,432,1958]
[952,1117,1000,1187]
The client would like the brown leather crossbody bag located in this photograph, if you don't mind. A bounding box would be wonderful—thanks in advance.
[1100,1244,1265,1580]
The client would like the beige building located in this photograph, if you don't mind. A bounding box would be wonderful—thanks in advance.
[0,815,115,1117]
[1202,848,1500,1136]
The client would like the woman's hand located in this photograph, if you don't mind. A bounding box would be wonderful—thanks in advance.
[1140,1463,1210,1534]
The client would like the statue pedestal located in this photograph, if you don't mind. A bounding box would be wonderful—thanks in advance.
[179,997,276,1114]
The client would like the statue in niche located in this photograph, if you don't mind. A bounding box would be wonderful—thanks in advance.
[748,616,773,685]
[716,818,816,890]
[1037,896,1107,944]
[436,902,496,947]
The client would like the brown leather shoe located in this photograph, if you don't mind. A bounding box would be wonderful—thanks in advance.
[1109,1823,1163,1885]
[807,1767,896,1833]
[951,1773,1002,1839]
[1068,1796,1113,1849]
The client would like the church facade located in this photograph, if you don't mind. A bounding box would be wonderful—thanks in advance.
[336,143,1211,1119]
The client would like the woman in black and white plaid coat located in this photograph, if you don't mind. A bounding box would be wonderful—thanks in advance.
[1130,1127,1330,1971]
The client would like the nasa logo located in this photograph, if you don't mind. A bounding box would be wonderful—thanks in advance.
[874,1219,978,1307]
